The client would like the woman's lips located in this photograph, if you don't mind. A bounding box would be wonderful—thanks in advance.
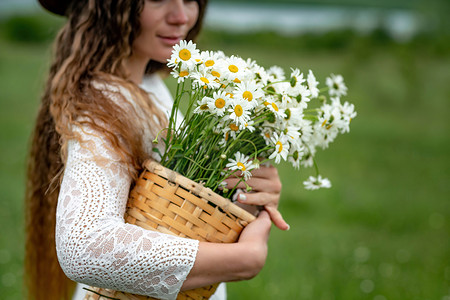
[158,35,182,45]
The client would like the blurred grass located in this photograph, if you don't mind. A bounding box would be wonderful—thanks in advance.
[0,12,449,300]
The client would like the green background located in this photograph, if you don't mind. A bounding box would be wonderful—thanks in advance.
[0,1,449,299]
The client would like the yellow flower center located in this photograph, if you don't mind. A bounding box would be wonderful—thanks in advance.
[200,104,209,110]
[237,162,246,171]
[212,71,221,78]
[225,132,229,141]
[321,120,327,127]
[271,103,279,112]
[233,78,241,83]
[276,141,283,153]
[200,77,209,84]
[263,101,270,106]
[243,91,253,101]
[205,60,215,67]
[179,71,189,77]
[229,123,239,131]
[179,49,191,61]
[229,65,239,73]
[234,105,243,117]
[215,98,225,108]
[265,132,271,138]
[226,92,234,98]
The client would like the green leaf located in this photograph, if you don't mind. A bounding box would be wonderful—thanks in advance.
[152,147,162,156]
[171,144,183,150]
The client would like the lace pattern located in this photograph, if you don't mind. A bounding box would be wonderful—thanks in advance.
[55,79,199,300]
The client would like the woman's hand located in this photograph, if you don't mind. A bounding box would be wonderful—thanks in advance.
[182,211,272,290]
[236,210,272,278]
[224,164,290,231]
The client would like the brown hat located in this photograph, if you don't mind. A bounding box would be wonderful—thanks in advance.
[38,0,71,16]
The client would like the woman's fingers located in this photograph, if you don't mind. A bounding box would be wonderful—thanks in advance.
[224,176,281,193]
[222,165,288,230]
[239,210,272,243]
[237,191,276,206]
[236,192,289,231]
[264,206,290,231]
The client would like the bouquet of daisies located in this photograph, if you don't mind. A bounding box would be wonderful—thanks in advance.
[153,40,356,198]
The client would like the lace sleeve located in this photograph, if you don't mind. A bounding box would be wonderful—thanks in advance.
[55,126,199,300]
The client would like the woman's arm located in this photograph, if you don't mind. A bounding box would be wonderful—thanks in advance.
[56,127,197,300]
[56,125,272,299]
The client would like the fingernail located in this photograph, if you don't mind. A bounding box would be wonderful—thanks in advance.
[286,224,290,231]
[239,194,247,202]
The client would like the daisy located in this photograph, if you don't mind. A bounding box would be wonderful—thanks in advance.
[271,81,290,96]
[228,98,252,128]
[296,118,314,144]
[245,57,258,69]
[170,67,190,83]
[288,68,305,96]
[253,64,271,85]
[280,91,294,107]
[167,40,200,70]
[283,107,304,127]
[193,96,211,114]
[292,84,311,109]
[219,55,247,83]
[326,73,348,97]
[284,126,301,146]
[340,101,357,132]
[205,91,232,116]
[288,144,305,169]
[243,120,256,132]
[300,146,316,168]
[313,121,339,149]
[261,126,275,144]
[267,65,286,81]
[200,50,220,69]
[191,69,221,89]
[268,132,290,164]
[319,104,344,132]
[263,97,286,120]
[303,175,332,190]
[222,122,240,141]
[234,81,264,108]
[307,70,320,98]
[226,152,255,180]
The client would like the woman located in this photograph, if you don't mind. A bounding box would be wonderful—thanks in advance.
[25,0,289,299]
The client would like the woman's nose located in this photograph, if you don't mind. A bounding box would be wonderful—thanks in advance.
[167,0,189,25]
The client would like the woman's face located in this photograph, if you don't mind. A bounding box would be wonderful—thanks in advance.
[133,0,200,63]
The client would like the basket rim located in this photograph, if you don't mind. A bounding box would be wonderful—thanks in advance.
[143,160,256,223]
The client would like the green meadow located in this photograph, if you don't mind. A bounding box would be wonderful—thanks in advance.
[0,11,449,300]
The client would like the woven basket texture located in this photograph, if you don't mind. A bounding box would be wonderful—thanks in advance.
[84,160,256,300]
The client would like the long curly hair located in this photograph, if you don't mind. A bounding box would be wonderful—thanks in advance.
[24,1,208,299]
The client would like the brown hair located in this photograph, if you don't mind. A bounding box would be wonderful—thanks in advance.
[25,0,208,299]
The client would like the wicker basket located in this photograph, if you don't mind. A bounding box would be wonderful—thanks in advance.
[84,160,256,300]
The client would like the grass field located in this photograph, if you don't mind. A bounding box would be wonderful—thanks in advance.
[0,13,449,299]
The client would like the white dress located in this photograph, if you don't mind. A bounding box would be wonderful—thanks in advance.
[55,74,226,300]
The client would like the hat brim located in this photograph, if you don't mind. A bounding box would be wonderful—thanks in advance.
[38,0,69,16]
